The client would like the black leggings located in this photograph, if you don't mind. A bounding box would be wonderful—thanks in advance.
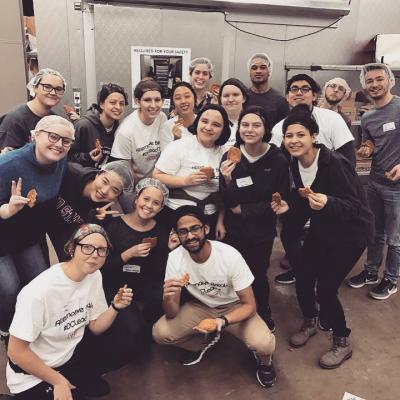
[225,235,274,318]
[295,238,366,337]
[13,328,130,400]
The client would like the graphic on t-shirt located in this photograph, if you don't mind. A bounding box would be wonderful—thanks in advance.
[56,196,84,225]
[54,301,93,334]
[137,140,161,162]
[192,279,229,297]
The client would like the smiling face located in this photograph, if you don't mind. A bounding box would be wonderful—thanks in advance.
[287,80,316,109]
[100,92,126,121]
[364,69,391,101]
[136,90,164,124]
[239,113,265,145]
[134,186,164,220]
[34,124,74,164]
[220,85,245,117]
[190,64,211,91]
[73,233,108,275]
[196,109,224,148]
[173,86,195,116]
[249,58,269,85]
[283,123,316,159]
[33,74,65,109]
[176,215,209,254]
[90,171,124,203]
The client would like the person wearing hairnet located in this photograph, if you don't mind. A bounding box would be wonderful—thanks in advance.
[320,77,352,128]
[0,115,74,347]
[348,63,400,300]
[189,57,215,113]
[0,68,66,152]
[246,53,289,129]
[102,178,173,356]
[47,160,134,261]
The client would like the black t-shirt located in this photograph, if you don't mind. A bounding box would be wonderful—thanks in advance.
[0,104,55,149]
[246,88,289,129]
[102,217,170,294]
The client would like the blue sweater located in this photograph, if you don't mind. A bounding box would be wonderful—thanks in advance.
[0,144,66,255]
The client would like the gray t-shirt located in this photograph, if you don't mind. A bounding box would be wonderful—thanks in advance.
[362,95,400,186]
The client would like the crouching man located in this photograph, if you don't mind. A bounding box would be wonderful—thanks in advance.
[152,205,276,387]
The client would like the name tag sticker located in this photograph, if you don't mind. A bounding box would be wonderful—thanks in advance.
[123,264,141,274]
[383,122,395,132]
[236,176,253,187]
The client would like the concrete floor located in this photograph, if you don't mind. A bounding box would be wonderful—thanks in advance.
[1,239,400,400]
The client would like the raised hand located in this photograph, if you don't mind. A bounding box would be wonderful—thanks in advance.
[95,202,122,220]
[7,178,29,218]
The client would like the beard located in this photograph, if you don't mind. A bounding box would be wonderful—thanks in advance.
[181,236,207,254]
[325,95,342,106]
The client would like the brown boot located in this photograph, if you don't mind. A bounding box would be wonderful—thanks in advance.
[319,335,352,369]
[289,317,317,348]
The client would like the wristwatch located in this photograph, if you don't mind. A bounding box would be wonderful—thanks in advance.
[220,315,229,328]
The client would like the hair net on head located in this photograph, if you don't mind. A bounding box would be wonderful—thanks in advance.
[360,63,395,89]
[101,160,135,193]
[323,77,351,101]
[247,53,273,76]
[26,68,66,97]
[31,115,74,141]
[135,178,169,207]
[64,223,112,257]
[189,57,214,78]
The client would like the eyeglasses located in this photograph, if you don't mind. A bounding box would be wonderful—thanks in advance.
[288,86,312,94]
[76,243,109,257]
[41,130,75,147]
[176,224,204,238]
[327,83,346,92]
[39,83,65,96]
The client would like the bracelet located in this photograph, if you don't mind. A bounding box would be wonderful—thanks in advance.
[220,315,229,328]
[111,302,121,312]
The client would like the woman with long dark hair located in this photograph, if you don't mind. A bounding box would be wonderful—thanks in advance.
[272,105,374,369]
[153,104,230,237]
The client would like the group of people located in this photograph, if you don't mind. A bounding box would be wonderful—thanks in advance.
[0,52,399,400]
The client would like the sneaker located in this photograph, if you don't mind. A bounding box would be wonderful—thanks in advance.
[318,318,332,332]
[347,270,379,288]
[259,309,276,333]
[289,317,317,348]
[369,278,398,300]
[79,376,110,397]
[319,335,352,369]
[182,332,221,366]
[275,270,296,285]
[255,357,277,387]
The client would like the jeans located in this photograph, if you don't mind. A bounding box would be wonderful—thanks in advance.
[0,243,48,332]
[296,238,365,337]
[364,180,400,283]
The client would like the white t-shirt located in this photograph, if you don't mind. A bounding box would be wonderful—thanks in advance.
[226,121,238,147]
[159,116,192,151]
[7,263,108,394]
[155,135,226,214]
[299,149,320,187]
[111,109,167,179]
[165,241,254,308]
[270,106,354,150]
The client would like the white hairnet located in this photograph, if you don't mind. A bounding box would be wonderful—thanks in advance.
[189,57,214,78]
[360,63,395,89]
[101,160,135,193]
[247,53,273,76]
[323,77,351,102]
[26,68,66,97]
[135,178,169,207]
[32,115,74,138]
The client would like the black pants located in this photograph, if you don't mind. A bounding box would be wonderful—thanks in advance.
[105,281,164,356]
[13,328,130,400]
[225,235,274,318]
[295,237,366,337]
